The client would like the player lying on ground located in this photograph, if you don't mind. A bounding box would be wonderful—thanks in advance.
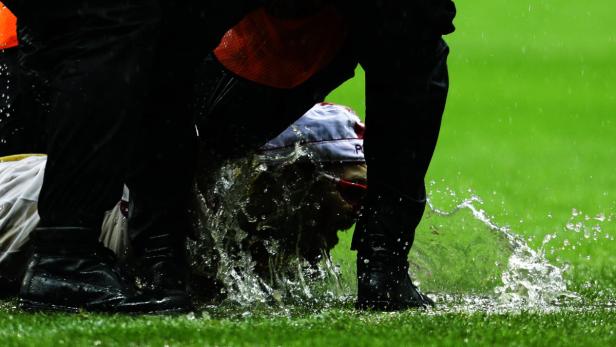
[0,103,367,301]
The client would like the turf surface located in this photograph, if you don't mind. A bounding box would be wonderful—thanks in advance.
[2,0,616,345]
[1,307,615,347]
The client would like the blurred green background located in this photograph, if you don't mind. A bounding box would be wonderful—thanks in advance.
[328,0,616,297]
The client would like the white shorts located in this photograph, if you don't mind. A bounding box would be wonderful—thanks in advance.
[0,155,128,277]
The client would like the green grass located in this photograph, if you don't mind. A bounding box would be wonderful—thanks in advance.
[330,0,616,296]
[1,308,615,347]
[0,309,616,347]
[2,0,616,345]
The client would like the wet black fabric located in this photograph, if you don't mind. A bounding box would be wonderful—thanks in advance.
[352,38,450,255]
[16,1,162,230]
[13,1,260,234]
[0,48,44,155]
[124,0,260,245]
[12,0,454,261]
[341,1,455,255]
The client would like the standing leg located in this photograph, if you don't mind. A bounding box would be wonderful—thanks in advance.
[17,1,190,313]
[351,0,456,310]
[124,1,237,298]
[125,35,198,294]
[122,0,260,300]
[26,2,162,229]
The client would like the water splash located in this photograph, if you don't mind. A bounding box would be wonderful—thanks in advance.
[189,157,272,306]
[562,208,614,244]
[1,61,13,135]
[188,141,589,313]
[427,194,580,310]
[188,145,348,308]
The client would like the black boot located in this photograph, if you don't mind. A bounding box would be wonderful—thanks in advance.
[0,276,19,299]
[352,190,434,311]
[356,253,434,311]
[19,227,189,313]
[0,250,28,298]
[132,231,193,312]
[125,130,195,312]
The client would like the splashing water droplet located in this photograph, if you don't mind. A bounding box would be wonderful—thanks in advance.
[427,195,580,310]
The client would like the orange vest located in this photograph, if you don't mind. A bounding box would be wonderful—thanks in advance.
[0,2,18,49]
[214,6,346,89]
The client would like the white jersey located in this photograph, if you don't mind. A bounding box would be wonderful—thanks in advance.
[0,155,128,268]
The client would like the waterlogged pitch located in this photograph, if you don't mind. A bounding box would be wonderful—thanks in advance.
[2,0,616,346]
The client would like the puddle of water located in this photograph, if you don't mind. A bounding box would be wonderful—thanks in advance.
[426,194,580,312]
[188,151,591,314]
[428,195,579,305]
[425,294,615,315]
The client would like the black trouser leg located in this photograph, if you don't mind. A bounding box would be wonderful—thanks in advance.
[13,2,197,312]
[352,38,450,257]
[125,102,197,248]
[345,0,454,262]
[17,1,162,229]
[125,2,213,250]
[351,30,450,309]
[124,0,263,246]
[125,105,197,291]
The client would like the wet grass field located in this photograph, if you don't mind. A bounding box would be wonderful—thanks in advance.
[1,308,615,346]
[2,0,616,345]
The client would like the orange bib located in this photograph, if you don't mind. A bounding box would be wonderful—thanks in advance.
[214,6,346,89]
[0,2,18,49]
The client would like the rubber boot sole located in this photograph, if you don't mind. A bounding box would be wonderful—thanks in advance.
[19,298,194,315]
[19,299,82,314]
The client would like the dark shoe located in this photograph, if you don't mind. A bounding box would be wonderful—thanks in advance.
[18,227,189,314]
[356,253,434,311]
[0,275,19,298]
[0,251,28,298]
[133,232,193,312]
[352,187,433,311]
